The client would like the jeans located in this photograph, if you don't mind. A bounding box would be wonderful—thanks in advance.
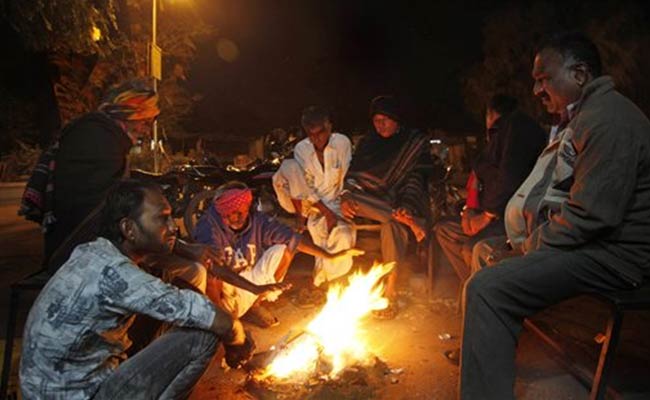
[94,328,218,399]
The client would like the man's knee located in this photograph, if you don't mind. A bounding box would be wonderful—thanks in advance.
[465,267,502,304]
[433,220,454,242]
[186,329,219,358]
[382,220,408,239]
[183,262,208,294]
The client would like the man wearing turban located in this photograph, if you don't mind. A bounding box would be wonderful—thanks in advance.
[35,79,162,272]
[193,181,364,327]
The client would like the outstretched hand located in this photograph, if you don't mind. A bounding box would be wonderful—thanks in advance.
[332,247,365,261]
[176,241,226,267]
[255,282,292,301]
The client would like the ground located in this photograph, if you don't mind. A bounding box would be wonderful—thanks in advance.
[1,182,650,399]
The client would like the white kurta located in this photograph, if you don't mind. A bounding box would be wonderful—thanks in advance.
[273,133,355,286]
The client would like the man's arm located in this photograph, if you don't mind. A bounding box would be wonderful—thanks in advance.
[207,262,290,295]
[395,149,431,217]
[174,239,289,295]
[481,113,546,216]
[296,234,364,260]
[525,123,640,251]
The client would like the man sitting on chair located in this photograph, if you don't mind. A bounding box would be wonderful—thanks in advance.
[273,106,356,291]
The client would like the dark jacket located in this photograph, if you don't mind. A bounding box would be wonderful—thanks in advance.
[474,110,547,217]
[46,112,132,264]
[523,76,650,285]
[348,127,433,219]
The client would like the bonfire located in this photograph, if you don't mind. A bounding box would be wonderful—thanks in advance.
[253,262,395,384]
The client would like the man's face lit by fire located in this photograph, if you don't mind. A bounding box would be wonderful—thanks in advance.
[372,113,399,138]
[305,120,333,152]
[130,189,178,254]
[220,202,250,231]
[532,48,583,115]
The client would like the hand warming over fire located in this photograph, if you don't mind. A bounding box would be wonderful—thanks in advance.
[330,247,365,261]
[256,282,293,301]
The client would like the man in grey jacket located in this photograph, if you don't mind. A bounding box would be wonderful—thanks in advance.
[460,32,650,400]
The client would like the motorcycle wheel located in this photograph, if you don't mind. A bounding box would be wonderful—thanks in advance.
[183,189,217,235]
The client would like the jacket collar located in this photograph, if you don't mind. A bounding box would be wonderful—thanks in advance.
[574,75,615,114]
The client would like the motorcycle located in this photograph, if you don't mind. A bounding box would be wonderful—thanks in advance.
[182,155,287,235]
[428,141,465,222]
[131,163,224,221]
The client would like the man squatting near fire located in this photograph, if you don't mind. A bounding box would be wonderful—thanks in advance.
[20,180,257,399]
[273,106,358,299]
[193,181,364,327]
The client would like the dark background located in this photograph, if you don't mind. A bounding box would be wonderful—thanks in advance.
[3,0,650,147]
[187,0,498,136]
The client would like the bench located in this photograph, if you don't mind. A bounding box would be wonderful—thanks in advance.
[524,282,650,400]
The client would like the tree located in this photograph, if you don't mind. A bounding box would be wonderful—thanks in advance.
[1,0,215,142]
[461,1,650,124]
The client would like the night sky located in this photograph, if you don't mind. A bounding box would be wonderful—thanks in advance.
[5,0,649,144]
[187,0,498,137]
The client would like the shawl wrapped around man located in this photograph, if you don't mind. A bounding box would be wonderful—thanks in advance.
[347,127,433,221]
[18,79,159,272]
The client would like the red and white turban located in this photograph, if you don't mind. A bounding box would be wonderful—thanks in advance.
[214,188,253,216]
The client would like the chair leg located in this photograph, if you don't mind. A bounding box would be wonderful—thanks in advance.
[1,288,20,399]
[590,308,623,400]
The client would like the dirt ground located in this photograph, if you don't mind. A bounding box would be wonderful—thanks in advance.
[2,186,650,399]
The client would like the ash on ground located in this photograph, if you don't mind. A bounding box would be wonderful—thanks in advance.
[244,356,396,399]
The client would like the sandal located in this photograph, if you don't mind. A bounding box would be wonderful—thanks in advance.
[444,348,460,366]
[372,301,399,320]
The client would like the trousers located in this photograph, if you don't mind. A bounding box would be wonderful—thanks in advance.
[94,328,218,399]
[460,249,633,399]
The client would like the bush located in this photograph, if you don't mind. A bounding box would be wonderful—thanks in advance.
[0,140,41,182]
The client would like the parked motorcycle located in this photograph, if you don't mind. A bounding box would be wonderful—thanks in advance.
[428,141,465,222]
[182,155,287,235]
[131,163,224,221]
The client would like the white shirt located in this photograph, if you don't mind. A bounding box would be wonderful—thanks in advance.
[293,133,352,213]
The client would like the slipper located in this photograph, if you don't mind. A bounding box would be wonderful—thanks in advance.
[372,301,399,320]
[444,348,460,366]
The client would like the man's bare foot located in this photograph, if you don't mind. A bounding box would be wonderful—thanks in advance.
[392,208,426,242]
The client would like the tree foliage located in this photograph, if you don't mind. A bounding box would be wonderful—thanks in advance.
[2,0,215,135]
[1,0,121,55]
[461,1,650,123]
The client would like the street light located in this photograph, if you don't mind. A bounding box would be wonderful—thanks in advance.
[150,0,163,172]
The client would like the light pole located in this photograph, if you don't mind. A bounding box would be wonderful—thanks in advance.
[150,0,162,172]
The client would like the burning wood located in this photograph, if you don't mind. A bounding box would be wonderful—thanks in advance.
[244,263,396,398]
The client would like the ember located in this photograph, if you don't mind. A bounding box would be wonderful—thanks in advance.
[254,263,394,383]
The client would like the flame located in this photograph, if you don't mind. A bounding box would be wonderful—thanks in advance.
[261,262,394,380]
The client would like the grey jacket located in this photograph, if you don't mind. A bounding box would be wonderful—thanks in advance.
[505,76,650,286]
